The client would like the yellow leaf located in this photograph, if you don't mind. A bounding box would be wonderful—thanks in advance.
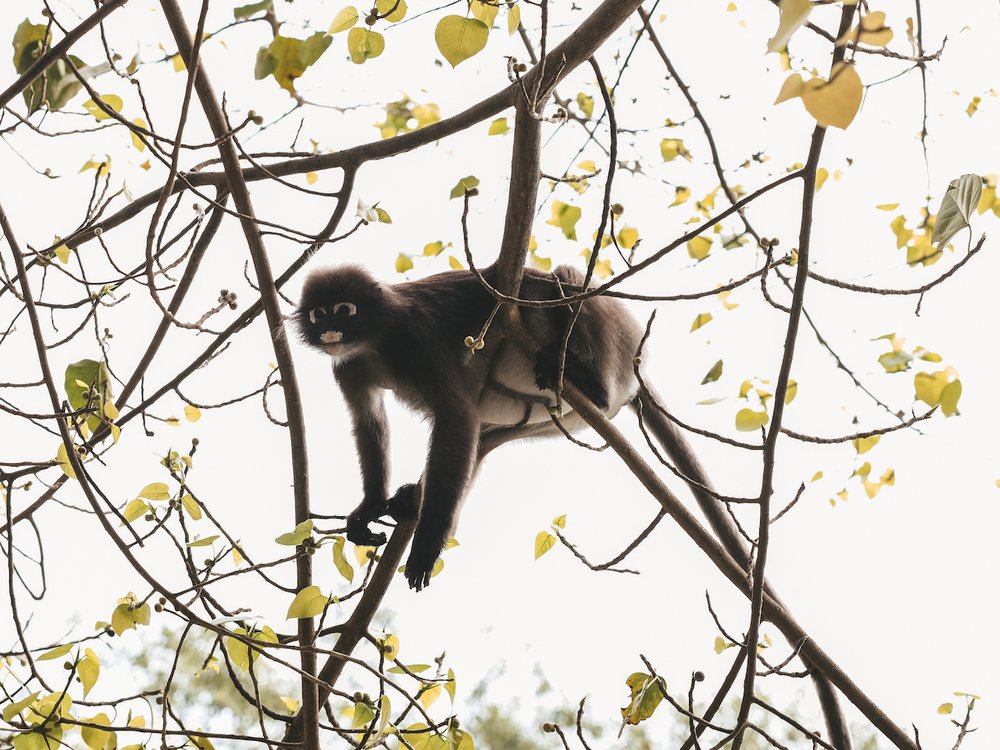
[280,696,299,714]
[138,482,171,501]
[687,236,712,261]
[837,12,893,47]
[701,360,723,385]
[690,312,713,332]
[801,63,863,130]
[172,53,186,72]
[286,586,329,619]
[852,435,880,454]
[815,168,829,191]
[940,379,962,417]
[354,544,376,566]
[130,118,148,152]
[347,28,385,65]
[122,499,149,523]
[56,443,77,479]
[735,408,769,432]
[767,0,812,53]
[507,3,521,34]
[784,380,797,404]
[937,702,953,715]
[594,258,613,279]
[181,494,202,520]
[534,531,556,559]
[375,0,407,22]
[659,138,687,162]
[423,241,444,256]
[469,0,498,27]
[38,643,74,661]
[727,2,737,10]
[104,400,120,420]
[333,536,355,582]
[82,713,111,750]
[617,226,639,250]
[184,404,201,422]
[395,253,413,273]
[329,6,359,33]
[53,243,71,264]
[379,634,400,660]
[546,200,582,240]
[670,187,691,206]
[552,514,566,529]
[305,172,318,185]
[714,636,731,654]
[775,73,806,104]
[82,94,123,122]
[420,683,442,709]
[79,649,100,698]
[488,117,509,135]
[877,203,900,211]
[448,255,464,270]
[434,16,489,68]
[811,471,823,482]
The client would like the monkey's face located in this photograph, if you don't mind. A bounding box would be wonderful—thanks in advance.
[296,266,385,363]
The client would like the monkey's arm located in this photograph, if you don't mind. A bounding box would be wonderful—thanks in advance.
[405,395,480,590]
[336,366,391,546]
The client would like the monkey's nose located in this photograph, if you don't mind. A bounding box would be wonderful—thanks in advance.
[320,330,344,344]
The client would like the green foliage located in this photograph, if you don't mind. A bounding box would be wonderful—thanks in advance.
[11,19,86,112]
[254,32,332,94]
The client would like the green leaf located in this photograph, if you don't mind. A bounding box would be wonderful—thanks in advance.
[701,360,723,385]
[79,649,100,697]
[329,6,359,33]
[111,602,151,635]
[186,535,219,547]
[286,585,329,619]
[225,626,278,671]
[353,699,377,729]
[449,175,480,199]
[37,643,73,661]
[2,692,39,721]
[620,672,666,725]
[434,16,489,68]
[256,33,333,93]
[234,0,273,19]
[275,519,314,546]
[546,200,582,240]
[932,174,982,249]
[347,28,385,65]
[64,359,112,432]
[55,443,77,479]
[333,536,355,582]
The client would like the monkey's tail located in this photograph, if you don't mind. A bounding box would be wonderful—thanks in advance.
[632,388,854,750]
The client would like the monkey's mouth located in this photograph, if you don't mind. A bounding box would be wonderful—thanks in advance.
[319,330,348,357]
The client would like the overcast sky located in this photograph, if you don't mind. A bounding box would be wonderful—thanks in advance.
[2,1,999,748]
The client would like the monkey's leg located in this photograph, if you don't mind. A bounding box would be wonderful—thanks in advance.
[534,348,610,410]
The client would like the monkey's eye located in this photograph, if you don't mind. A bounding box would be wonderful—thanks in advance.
[308,307,326,324]
[333,302,357,317]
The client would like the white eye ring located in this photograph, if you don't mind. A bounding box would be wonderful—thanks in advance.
[308,307,326,324]
[333,302,357,317]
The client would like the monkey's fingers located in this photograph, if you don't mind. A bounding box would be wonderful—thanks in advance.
[346,517,387,547]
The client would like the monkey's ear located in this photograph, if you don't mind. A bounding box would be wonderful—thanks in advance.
[372,281,385,295]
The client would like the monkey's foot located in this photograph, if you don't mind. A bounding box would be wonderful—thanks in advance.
[405,532,443,592]
[345,515,387,547]
[534,350,559,392]
[386,483,419,520]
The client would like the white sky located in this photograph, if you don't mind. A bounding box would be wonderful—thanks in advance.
[2,1,999,748]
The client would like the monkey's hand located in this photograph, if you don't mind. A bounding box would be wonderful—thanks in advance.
[386,483,419,521]
[345,497,389,547]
